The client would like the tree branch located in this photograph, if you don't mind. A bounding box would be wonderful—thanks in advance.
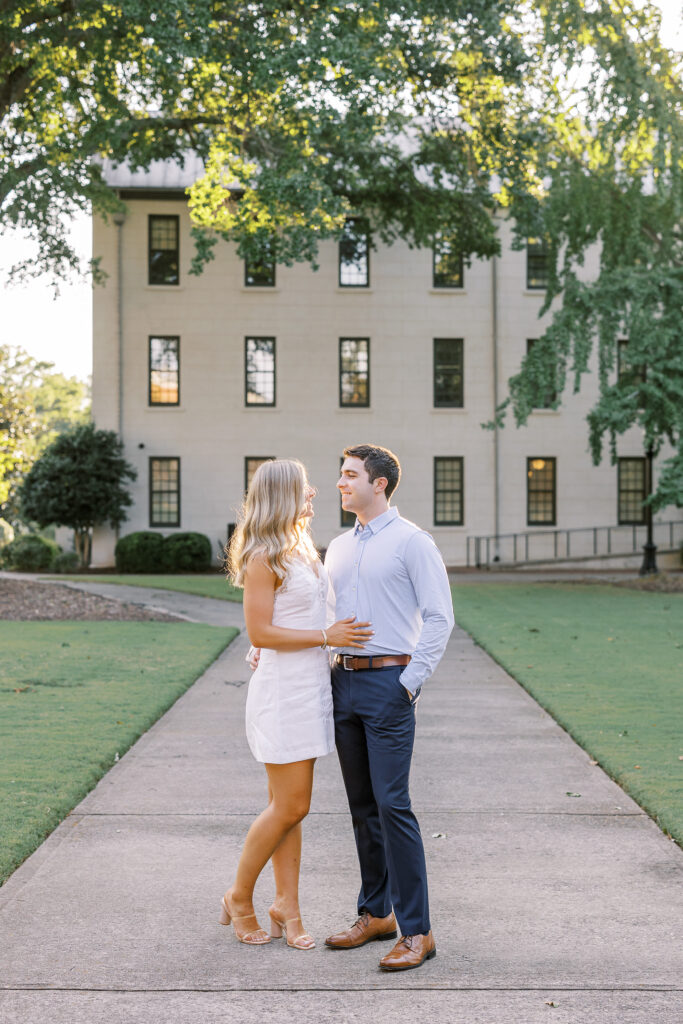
[0,63,35,121]
[126,115,235,132]
[0,156,47,203]
[15,1,77,32]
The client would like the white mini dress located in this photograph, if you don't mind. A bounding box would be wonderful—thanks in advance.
[245,558,334,764]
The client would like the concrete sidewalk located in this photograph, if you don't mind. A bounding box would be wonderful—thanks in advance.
[1,585,682,1023]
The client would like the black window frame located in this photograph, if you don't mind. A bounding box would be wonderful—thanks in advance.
[244,336,276,407]
[433,338,464,408]
[149,456,180,528]
[526,237,549,291]
[616,338,628,380]
[339,337,370,408]
[244,248,276,287]
[527,457,556,526]
[434,456,464,526]
[338,217,370,288]
[617,338,646,386]
[432,237,464,289]
[526,338,557,409]
[244,456,275,492]
[618,457,647,525]
[148,335,180,407]
[148,214,180,286]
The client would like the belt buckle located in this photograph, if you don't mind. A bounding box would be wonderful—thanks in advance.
[342,655,355,671]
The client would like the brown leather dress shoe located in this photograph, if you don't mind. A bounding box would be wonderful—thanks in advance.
[325,911,398,949]
[378,931,436,971]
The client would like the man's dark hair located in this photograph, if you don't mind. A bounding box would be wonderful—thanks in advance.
[343,443,401,499]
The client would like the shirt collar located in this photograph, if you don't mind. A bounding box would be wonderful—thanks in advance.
[354,506,399,536]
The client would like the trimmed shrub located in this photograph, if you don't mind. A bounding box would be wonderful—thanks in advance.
[162,532,212,572]
[115,531,165,573]
[53,551,81,574]
[1,534,60,571]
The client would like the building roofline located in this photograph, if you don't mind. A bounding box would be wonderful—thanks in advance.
[118,188,190,201]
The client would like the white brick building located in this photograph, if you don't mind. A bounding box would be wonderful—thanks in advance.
[90,159,682,568]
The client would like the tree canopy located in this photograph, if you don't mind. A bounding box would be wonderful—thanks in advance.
[2,1,682,505]
[2,0,528,281]
[497,1,683,511]
[0,359,36,509]
[0,345,90,523]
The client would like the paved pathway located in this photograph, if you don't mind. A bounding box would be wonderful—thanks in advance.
[1,572,244,628]
[1,581,682,1023]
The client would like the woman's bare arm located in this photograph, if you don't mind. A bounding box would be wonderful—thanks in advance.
[243,557,372,652]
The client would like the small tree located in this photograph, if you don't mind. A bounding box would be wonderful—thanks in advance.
[20,424,136,568]
[0,345,90,526]
[1,363,38,513]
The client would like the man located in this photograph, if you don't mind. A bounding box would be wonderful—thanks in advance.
[324,443,454,971]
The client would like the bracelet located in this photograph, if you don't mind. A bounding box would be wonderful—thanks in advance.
[320,628,328,650]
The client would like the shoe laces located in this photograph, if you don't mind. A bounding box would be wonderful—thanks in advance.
[399,935,414,949]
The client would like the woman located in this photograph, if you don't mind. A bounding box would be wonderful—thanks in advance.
[221,459,372,949]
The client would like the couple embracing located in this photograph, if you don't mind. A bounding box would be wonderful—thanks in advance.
[221,443,454,972]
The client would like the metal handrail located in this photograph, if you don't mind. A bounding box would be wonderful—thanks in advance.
[466,519,683,568]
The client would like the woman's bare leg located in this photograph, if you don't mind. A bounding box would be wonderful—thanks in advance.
[271,820,302,911]
[270,802,305,936]
[268,770,313,945]
[226,759,314,933]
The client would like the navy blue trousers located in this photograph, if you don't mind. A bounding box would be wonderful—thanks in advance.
[331,664,430,936]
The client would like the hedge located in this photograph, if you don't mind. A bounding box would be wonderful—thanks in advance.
[114,531,165,573]
[161,532,212,572]
[115,531,213,573]
[0,534,60,571]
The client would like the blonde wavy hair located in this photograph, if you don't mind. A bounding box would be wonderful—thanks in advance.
[227,459,319,586]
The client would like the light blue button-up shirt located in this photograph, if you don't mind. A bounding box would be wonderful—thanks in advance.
[324,506,454,694]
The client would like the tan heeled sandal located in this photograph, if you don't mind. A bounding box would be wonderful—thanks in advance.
[269,910,315,950]
[220,894,271,945]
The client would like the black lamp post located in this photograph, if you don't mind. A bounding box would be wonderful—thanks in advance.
[639,444,658,575]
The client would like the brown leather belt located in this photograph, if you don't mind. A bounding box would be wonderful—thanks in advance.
[333,654,411,671]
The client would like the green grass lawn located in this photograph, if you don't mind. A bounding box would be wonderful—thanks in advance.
[0,621,237,884]
[44,574,243,602]
[451,583,683,844]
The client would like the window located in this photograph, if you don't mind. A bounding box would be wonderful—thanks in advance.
[433,237,464,288]
[245,337,276,406]
[617,339,646,385]
[526,237,549,290]
[245,456,275,492]
[339,457,355,527]
[527,457,556,525]
[618,458,646,524]
[149,457,180,527]
[149,336,180,406]
[434,338,464,408]
[339,338,370,407]
[245,246,275,286]
[148,215,179,285]
[434,457,464,526]
[339,217,369,287]
[526,339,557,409]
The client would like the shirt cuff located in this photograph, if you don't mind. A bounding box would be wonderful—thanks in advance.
[399,669,421,695]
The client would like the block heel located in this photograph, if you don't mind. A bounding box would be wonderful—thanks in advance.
[219,893,271,945]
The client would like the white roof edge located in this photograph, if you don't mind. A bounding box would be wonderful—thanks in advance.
[97,153,206,190]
